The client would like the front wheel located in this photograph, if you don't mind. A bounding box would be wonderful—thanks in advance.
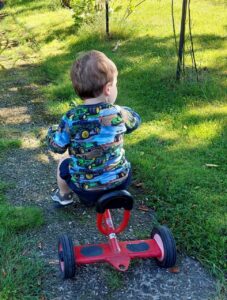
[58,234,76,279]
[151,226,176,268]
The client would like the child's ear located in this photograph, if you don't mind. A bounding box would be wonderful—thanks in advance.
[103,82,112,96]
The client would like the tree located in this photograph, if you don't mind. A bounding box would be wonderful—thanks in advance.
[176,0,188,80]
[175,0,198,81]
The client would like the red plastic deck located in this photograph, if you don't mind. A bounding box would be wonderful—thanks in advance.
[74,239,162,271]
[73,209,162,271]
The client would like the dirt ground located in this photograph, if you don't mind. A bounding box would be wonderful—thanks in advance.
[0,61,219,299]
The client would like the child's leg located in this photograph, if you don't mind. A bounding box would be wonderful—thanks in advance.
[57,157,72,196]
[51,157,74,206]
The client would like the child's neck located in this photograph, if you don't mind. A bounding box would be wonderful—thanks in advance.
[83,95,107,105]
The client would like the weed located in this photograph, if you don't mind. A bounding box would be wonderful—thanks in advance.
[105,267,124,291]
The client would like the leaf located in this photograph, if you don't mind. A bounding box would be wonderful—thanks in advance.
[37,278,41,286]
[168,266,180,273]
[205,164,219,168]
[133,181,144,188]
[2,268,7,277]
[138,205,149,212]
[114,5,123,12]
[22,249,28,256]
[112,41,121,52]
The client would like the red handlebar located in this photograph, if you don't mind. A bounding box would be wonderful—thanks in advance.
[97,210,131,235]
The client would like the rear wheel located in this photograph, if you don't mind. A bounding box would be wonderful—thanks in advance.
[58,235,76,279]
[151,226,176,268]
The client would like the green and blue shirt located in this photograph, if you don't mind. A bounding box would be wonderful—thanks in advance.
[47,102,141,191]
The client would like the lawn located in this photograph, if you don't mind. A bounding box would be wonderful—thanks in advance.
[0,129,44,299]
[1,0,226,284]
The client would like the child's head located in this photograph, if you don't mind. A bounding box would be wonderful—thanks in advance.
[70,50,118,104]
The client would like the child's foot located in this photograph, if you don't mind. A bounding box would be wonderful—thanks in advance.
[51,188,73,206]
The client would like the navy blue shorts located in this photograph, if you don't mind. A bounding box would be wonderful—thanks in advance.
[59,158,132,206]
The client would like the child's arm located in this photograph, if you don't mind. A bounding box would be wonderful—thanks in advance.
[46,116,70,154]
[120,106,141,134]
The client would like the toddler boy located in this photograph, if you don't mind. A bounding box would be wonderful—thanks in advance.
[47,50,141,207]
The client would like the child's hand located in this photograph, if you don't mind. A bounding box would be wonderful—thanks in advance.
[120,107,130,123]
[49,125,59,133]
[46,125,58,143]
[120,106,141,133]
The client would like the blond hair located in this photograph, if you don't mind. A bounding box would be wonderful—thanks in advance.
[70,50,118,99]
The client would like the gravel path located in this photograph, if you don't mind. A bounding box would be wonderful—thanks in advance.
[0,63,219,299]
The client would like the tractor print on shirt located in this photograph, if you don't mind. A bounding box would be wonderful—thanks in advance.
[80,169,128,191]
[71,120,101,140]
[99,114,123,126]
[72,106,102,120]
[77,157,106,170]
[66,106,103,121]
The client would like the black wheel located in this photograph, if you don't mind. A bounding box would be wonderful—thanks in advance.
[58,234,76,279]
[151,225,176,268]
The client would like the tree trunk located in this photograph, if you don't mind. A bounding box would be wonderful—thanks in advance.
[106,0,109,36]
[176,0,188,80]
[61,0,71,9]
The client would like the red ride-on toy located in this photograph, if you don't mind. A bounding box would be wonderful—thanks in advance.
[58,190,176,279]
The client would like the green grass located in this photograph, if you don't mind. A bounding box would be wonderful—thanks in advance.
[104,267,124,291]
[1,0,226,283]
[0,137,44,298]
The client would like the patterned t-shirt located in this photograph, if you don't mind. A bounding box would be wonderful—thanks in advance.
[47,102,141,191]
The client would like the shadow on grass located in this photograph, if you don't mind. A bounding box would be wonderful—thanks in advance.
[10,3,46,15]
[1,31,226,122]
[6,0,45,9]
[192,33,226,50]
[44,24,77,44]
[35,33,226,119]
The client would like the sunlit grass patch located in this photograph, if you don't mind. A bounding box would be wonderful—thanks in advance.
[125,121,179,146]
[187,121,222,142]
[45,99,70,118]
[184,104,227,118]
